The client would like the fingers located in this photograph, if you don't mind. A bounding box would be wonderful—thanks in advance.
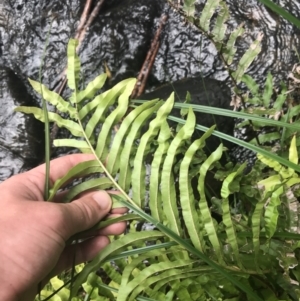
[58,190,112,240]
[76,214,127,238]
[53,190,128,215]
[30,154,96,192]
[47,236,110,278]
[55,221,126,275]
[95,218,127,236]
[0,154,96,200]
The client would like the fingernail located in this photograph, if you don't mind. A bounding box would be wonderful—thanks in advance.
[92,191,111,210]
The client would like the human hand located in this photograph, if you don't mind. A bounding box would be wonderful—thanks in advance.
[0,154,127,301]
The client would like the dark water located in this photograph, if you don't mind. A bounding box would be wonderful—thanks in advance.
[0,0,300,181]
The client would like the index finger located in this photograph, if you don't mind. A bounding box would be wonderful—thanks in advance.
[33,154,96,186]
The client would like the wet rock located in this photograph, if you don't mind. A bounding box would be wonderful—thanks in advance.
[0,0,165,100]
[141,76,234,151]
[0,67,44,182]
[0,145,25,181]
[1,0,300,95]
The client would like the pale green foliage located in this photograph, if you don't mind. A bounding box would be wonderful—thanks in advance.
[258,136,300,238]
[16,0,300,299]
[182,0,262,79]
[239,72,296,147]
[182,0,195,20]
[18,36,300,301]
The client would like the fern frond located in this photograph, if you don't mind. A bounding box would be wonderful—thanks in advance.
[212,1,229,50]
[199,0,221,32]
[183,0,196,20]
[118,101,163,192]
[232,32,263,83]
[29,79,77,118]
[23,39,278,301]
[223,23,245,65]
[73,231,165,293]
[199,144,225,264]
[14,106,82,136]
[162,108,196,236]
[179,126,215,252]
[149,121,171,222]
[95,78,136,160]
[132,93,174,208]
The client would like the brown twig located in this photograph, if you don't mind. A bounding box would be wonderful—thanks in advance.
[134,41,160,99]
[131,14,168,99]
[77,0,106,51]
[50,0,105,148]
[75,0,93,40]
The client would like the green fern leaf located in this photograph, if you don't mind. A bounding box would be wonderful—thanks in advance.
[251,192,265,270]
[62,177,113,203]
[199,0,221,32]
[221,164,246,268]
[179,125,215,252]
[131,270,203,301]
[149,121,171,222]
[53,139,89,151]
[72,231,165,295]
[102,261,123,286]
[14,106,82,137]
[47,160,103,201]
[222,198,243,268]
[106,99,159,175]
[223,23,245,65]
[262,72,273,107]
[221,164,246,198]
[76,73,107,103]
[29,79,77,118]
[264,184,283,239]
[183,0,196,19]
[95,78,136,160]
[162,108,196,236]
[289,135,298,166]
[232,33,263,83]
[212,1,229,49]
[199,144,224,264]
[241,74,260,96]
[118,101,163,192]
[132,93,174,208]
[118,259,196,301]
[67,39,80,96]
[273,83,287,111]
[118,250,165,300]
[84,79,135,139]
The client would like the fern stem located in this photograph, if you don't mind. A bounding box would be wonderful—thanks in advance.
[75,104,139,209]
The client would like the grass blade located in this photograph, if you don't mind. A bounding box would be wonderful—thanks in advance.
[257,0,300,28]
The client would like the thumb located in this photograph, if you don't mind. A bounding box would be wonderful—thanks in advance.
[59,191,112,240]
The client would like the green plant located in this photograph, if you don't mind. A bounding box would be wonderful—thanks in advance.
[19,36,300,301]
[19,0,300,300]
